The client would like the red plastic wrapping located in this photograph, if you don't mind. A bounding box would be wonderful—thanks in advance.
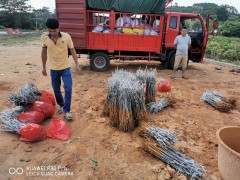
[47,119,70,141]
[158,80,171,92]
[40,94,53,106]
[28,101,55,119]
[18,111,45,124]
[41,90,56,105]
[19,124,47,142]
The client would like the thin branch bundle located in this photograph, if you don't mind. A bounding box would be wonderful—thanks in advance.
[201,90,236,112]
[147,97,175,113]
[105,69,147,131]
[0,108,26,133]
[208,90,236,108]
[140,126,206,180]
[146,127,179,147]
[136,68,157,104]
[9,83,42,106]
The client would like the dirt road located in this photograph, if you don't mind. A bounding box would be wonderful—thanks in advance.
[0,41,239,180]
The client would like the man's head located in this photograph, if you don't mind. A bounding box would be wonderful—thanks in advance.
[46,18,59,37]
[181,27,188,36]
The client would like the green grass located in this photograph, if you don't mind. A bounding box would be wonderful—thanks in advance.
[205,36,240,65]
[0,35,40,46]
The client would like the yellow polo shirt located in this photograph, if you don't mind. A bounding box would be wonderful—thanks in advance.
[41,32,74,70]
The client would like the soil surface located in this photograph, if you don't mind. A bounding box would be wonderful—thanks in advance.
[0,41,239,180]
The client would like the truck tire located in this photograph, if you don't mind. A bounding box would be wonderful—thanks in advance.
[169,53,189,70]
[169,53,176,70]
[90,52,110,72]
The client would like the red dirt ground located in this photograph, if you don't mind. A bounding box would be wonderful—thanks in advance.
[0,41,239,180]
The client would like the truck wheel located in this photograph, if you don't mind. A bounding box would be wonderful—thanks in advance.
[169,53,189,70]
[169,53,176,70]
[90,52,110,72]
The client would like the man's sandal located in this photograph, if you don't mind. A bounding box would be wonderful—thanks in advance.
[64,112,73,121]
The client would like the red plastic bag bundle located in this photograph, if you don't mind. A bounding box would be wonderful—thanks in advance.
[41,90,56,105]
[40,94,53,106]
[28,101,55,118]
[47,119,70,141]
[18,111,45,124]
[19,123,47,142]
[158,80,172,92]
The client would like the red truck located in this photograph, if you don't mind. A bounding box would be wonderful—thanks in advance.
[56,0,209,71]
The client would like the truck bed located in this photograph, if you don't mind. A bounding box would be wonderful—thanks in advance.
[56,0,165,54]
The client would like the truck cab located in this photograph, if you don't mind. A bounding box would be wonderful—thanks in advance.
[163,12,209,69]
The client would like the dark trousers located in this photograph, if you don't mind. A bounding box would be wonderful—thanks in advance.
[50,68,72,113]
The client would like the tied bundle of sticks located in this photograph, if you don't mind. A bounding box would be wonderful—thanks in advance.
[0,107,26,133]
[136,68,157,104]
[104,69,146,132]
[201,90,236,112]
[9,83,42,106]
[139,124,206,180]
[147,97,175,113]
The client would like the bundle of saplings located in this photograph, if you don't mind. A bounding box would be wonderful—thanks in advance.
[104,69,147,132]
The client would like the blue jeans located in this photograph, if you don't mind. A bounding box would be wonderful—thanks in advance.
[50,68,72,113]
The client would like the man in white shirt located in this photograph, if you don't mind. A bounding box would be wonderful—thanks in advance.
[171,27,191,79]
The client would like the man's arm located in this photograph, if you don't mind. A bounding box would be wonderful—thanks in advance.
[41,47,48,76]
[67,34,80,73]
[70,48,80,73]
[174,36,178,48]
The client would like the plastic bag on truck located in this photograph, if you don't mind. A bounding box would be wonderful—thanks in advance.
[103,28,110,33]
[28,101,55,119]
[144,29,150,35]
[131,19,140,27]
[123,15,131,26]
[92,23,104,32]
[18,123,47,142]
[114,29,122,34]
[133,28,145,35]
[41,90,56,105]
[150,30,158,35]
[158,79,172,92]
[47,119,70,141]
[122,28,134,34]
[18,111,45,124]
[116,17,124,27]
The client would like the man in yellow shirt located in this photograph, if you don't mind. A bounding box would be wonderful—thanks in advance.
[41,18,80,120]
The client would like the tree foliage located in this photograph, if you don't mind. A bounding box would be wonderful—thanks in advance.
[0,0,55,29]
[219,16,240,37]
[33,7,56,29]
[169,3,239,37]
[169,3,238,20]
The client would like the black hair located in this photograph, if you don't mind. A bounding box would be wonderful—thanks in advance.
[182,26,187,29]
[46,18,59,29]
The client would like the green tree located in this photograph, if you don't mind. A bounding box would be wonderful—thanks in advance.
[192,3,219,15]
[216,5,230,21]
[169,3,238,21]
[33,7,55,29]
[0,0,33,28]
[219,15,240,37]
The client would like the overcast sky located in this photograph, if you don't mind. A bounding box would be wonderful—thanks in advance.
[28,0,240,13]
